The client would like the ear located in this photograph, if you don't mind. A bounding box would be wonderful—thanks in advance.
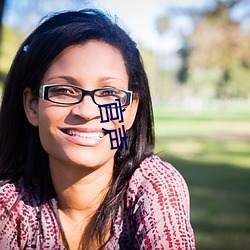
[23,87,39,127]
[126,94,139,130]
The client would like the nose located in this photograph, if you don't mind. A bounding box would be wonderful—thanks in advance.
[71,94,100,121]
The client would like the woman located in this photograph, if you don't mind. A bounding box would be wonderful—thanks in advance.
[0,9,195,250]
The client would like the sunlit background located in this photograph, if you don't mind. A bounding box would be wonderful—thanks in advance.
[0,1,250,249]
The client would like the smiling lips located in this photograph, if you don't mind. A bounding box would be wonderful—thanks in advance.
[64,129,106,139]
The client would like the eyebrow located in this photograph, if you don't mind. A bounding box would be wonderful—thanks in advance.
[99,76,126,83]
[45,75,79,84]
[45,76,126,84]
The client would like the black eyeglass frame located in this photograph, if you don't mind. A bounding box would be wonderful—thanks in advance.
[39,84,133,106]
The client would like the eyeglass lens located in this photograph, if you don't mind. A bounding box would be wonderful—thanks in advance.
[46,85,128,105]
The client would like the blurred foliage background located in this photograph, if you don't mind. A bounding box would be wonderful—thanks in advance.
[0,0,250,249]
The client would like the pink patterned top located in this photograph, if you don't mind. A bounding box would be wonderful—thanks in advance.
[0,155,195,249]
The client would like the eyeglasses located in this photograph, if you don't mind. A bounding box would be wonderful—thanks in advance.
[39,84,133,106]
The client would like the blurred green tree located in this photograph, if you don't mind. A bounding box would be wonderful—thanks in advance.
[189,0,250,98]
[0,0,90,86]
[157,0,250,99]
[0,0,5,43]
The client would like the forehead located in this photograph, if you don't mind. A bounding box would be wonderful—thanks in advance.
[42,41,128,85]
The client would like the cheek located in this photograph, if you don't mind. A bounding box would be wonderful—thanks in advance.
[38,103,65,127]
[37,106,62,147]
[116,107,135,131]
[38,115,55,152]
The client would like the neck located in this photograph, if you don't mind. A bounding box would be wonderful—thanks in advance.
[49,158,113,249]
[49,158,113,218]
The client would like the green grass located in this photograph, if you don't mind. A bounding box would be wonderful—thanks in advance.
[154,105,250,250]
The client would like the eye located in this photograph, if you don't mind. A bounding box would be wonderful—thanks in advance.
[97,88,122,98]
[49,85,78,96]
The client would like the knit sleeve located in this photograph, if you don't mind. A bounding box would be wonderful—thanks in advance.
[125,155,196,250]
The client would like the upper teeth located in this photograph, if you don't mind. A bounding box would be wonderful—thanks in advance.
[66,130,104,138]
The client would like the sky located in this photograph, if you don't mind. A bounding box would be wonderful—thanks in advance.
[2,0,213,53]
[95,0,209,52]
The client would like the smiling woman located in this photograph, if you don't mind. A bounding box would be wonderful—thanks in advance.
[0,9,195,250]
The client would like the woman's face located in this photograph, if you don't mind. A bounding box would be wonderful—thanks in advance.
[24,41,138,172]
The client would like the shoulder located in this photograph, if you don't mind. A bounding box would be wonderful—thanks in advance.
[0,181,21,212]
[125,155,191,215]
[0,181,40,219]
[137,154,183,178]
[0,181,60,248]
[121,155,195,249]
[129,155,188,196]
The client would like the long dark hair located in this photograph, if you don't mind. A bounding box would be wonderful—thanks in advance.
[0,9,154,249]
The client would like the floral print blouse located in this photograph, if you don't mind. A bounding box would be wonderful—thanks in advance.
[0,155,196,249]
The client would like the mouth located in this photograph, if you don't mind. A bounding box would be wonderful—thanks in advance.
[62,129,107,139]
